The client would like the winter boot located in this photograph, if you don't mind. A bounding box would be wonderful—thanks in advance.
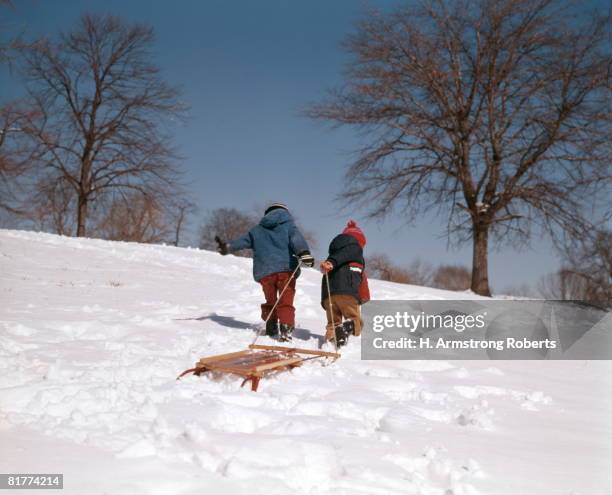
[279,323,294,342]
[266,319,279,339]
[343,319,355,336]
[334,319,354,348]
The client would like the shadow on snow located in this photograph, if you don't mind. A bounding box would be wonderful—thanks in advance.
[174,313,326,347]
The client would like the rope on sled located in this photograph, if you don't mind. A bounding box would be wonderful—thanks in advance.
[324,271,339,353]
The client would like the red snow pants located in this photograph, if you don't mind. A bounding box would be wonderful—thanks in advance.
[259,271,296,327]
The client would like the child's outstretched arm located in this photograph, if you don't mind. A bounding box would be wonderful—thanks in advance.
[227,231,253,252]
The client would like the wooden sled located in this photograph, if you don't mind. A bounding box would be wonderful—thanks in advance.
[176,344,340,391]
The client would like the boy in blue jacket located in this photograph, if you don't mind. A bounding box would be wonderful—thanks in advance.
[215,203,314,341]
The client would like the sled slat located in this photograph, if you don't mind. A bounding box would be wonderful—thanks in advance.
[240,356,289,370]
[205,360,276,374]
[206,353,266,368]
[198,349,251,365]
[252,357,304,372]
[204,365,260,376]
[249,344,340,359]
[205,352,284,370]
[206,359,300,375]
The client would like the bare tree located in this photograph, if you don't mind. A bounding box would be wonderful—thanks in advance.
[199,207,259,257]
[169,198,196,247]
[94,191,172,243]
[364,254,434,285]
[367,253,414,283]
[309,0,611,296]
[540,229,611,304]
[565,229,611,303]
[539,269,588,300]
[0,104,26,215]
[407,258,434,286]
[28,175,74,234]
[19,14,186,237]
[432,264,471,291]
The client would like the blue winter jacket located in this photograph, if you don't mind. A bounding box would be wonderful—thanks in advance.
[228,208,310,282]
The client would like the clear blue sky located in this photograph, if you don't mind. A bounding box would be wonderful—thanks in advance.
[3,0,587,292]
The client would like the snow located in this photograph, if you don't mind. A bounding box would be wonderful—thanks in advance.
[1,229,610,494]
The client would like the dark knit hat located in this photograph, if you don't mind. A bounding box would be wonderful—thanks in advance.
[264,202,289,215]
[342,220,366,248]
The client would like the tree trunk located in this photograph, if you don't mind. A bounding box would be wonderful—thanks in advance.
[76,154,92,237]
[174,209,185,247]
[76,192,88,237]
[471,223,491,296]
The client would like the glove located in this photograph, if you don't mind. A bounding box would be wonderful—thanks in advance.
[215,236,229,255]
[298,251,315,267]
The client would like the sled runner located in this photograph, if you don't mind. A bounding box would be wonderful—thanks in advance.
[176,344,339,392]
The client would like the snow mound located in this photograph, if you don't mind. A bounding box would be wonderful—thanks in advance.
[0,230,610,494]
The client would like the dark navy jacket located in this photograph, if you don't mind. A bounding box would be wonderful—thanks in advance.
[228,208,310,282]
[321,233,364,305]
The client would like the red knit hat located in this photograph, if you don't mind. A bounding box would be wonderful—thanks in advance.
[342,220,366,248]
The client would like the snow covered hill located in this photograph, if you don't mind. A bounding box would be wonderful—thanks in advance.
[1,230,610,495]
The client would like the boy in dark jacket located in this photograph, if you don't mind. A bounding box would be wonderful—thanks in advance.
[320,220,370,346]
[216,203,314,341]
